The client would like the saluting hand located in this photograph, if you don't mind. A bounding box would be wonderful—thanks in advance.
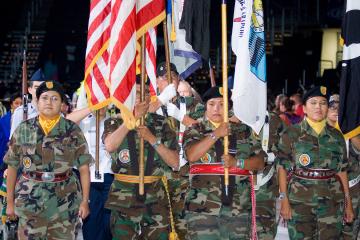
[213,122,230,138]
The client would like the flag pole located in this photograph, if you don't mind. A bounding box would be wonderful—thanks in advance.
[139,35,146,195]
[163,15,172,84]
[95,110,101,179]
[221,0,229,195]
[22,49,28,121]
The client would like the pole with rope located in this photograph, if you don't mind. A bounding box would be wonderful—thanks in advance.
[221,0,229,195]
[139,35,146,195]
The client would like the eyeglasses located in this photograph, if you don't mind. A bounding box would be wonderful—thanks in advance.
[39,95,60,103]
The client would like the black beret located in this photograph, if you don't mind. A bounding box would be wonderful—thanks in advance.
[202,86,232,105]
[303,86,330,104]
[156,62,178,77]
[30,68,46,82]
[36,81,65,102]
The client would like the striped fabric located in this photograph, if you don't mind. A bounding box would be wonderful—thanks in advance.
[84,0,111,110]
[84,0,165,125]
[136,28,158,96]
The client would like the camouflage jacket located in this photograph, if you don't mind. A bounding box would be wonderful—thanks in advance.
[182,119,264,215]
[4,116,93,214]
[104,113,179,210]
[173,96,204,121]
[277,119,348,202]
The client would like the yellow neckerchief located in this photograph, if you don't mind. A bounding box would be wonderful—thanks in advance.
[334,121,341,132]
[306,117,326,135]
[209,119,221,129]
[39,115,61,136]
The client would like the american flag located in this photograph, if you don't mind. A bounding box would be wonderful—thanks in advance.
[84,0,111,110]
[85,0,165,124]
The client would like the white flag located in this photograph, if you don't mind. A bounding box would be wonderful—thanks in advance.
[167,0,202,79]
[231,0,267,134]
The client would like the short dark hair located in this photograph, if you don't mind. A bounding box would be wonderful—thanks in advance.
[10,92,21,104]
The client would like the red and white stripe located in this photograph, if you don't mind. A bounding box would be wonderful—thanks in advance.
[108,0,137,111]
[145,27,157,96]
[84,0,111,109]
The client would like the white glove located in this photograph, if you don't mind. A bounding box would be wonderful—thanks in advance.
[166,103,185,122]
[157,84,176,105]
[76,84,88,110]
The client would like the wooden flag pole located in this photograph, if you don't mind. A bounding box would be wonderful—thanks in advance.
[95,110,101,179]
[163,17,172,84]
[139,35,146,195]
[22,50,28,121]
[221,0,229,195]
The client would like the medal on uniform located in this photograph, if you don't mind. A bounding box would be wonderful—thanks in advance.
[22,156,32,169]
[119,149,130,164]
[298,153,311,166]
[200,153,212,163]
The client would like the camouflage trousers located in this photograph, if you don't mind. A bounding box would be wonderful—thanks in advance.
[255,177,277,240]
[342,182,360,240]
[185,206,251,240]
[17,208,79,240]
[169,166,189,240]
[109,200,170,240]
[287,198,342,240]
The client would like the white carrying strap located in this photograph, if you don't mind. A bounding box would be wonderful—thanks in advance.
[178,101,187,168]
[257,111,274,189]
[254,165,275,190]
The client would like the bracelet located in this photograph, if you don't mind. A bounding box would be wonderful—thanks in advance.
[237,158,245,169]
[344,193,351,199]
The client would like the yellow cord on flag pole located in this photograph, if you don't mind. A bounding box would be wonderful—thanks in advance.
[221,0,229,195]
[139,35,146,195]
[170,0,176,41]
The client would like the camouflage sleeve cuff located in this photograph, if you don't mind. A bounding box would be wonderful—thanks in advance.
[76,154,94,167]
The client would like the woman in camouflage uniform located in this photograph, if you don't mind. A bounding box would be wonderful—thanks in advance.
[5,81,92,239]
[183,86,265,240]
[278,86,354,240]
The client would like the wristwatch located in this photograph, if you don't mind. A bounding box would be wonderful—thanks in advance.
[278,192,287,200]
[151,139,161,150]
[209,132,218,140]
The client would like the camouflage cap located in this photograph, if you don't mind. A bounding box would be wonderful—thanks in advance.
[329,94,339,106]
[156,62,178,77]
[302,86,330,104]
[30,68,46,82]
[36,81,65,101]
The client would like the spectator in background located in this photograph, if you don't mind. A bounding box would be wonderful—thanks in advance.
[290,93,304,119]
[279,97,302,126]
[327,94,340,128]
[274,94,286,114]
[0,93,22,171]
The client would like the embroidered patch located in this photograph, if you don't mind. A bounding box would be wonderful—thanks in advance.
[46,81,54,89]
[22,156,32,169]
[320,86,327,96]
[298,154,311,166]
[200,153,212,163]
[118,149,130,164]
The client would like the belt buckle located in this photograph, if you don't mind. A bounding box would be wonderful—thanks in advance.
[41,172,55,182]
